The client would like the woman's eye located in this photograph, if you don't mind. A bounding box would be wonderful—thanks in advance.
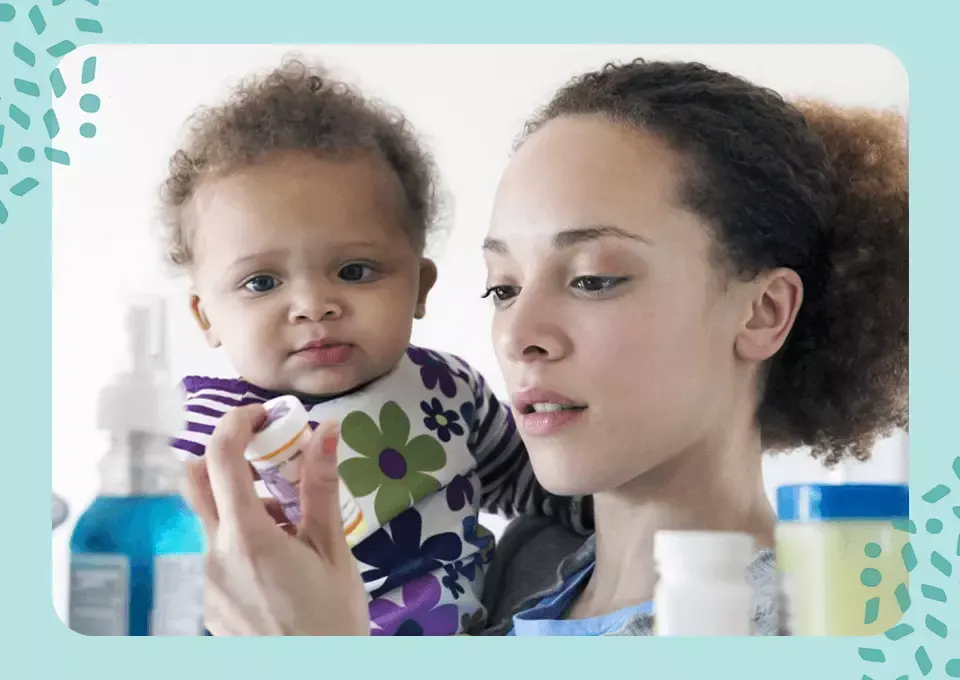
[338,263,378,283]
[571,275,627,295]
[481,285,520,304]
[243,275,280,293]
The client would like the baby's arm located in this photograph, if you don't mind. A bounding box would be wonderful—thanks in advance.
[170,377,258,460]
[462,361,594,536]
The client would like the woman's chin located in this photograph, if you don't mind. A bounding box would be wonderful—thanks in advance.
[530,461,605,497]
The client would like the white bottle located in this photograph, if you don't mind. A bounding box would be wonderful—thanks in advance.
[244,395,367,547]
[653,530,754,636]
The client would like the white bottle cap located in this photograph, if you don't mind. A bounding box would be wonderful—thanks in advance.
[244,395,311,465]
[654,530,754,578]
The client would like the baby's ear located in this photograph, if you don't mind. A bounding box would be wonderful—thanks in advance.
[190,294,221,348]
[415,258,438,319]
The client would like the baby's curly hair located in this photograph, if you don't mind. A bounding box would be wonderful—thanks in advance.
[524,60,908,464]
[160,57,439,265]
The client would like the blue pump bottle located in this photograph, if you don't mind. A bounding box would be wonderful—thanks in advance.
[68,299,206,635]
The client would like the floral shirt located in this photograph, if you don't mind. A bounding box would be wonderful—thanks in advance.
[171,345,592,635]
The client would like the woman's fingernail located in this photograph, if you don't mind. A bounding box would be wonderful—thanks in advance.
[321,428,339,456]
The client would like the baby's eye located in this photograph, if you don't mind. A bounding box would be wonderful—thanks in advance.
[243,275,280,293]
[338,263,378,283]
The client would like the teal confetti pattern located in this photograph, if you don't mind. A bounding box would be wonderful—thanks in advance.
[26,5,42,34]
[74,18,101,34]
[859,456,960,678]
[13,42,35,66]
[0,10,956,676]
[46,40,75,58]
[0,0,103,224]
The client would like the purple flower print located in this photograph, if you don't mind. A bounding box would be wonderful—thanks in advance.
[441,564,466,599]
[446,354,474,383]
[352,506,462,597]
[459,400,477,434]
[369,574,459,636]
[463,516,495,563]
[445,474,475,512]
[407,346,458,398]
[441,552,487,600]
[421,397,465,443]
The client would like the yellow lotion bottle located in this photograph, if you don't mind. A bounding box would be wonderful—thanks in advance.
[775,484,909,636]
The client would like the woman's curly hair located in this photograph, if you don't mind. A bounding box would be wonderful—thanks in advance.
[160,57,439,265]
[523,60,908,464]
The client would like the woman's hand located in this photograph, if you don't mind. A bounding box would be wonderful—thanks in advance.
[182,405,370,636]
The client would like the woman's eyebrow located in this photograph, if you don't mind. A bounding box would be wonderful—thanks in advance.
[554,225,654,248]
[482,225,653,253]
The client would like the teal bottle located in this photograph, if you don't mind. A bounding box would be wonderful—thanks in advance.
[68,300,207,636]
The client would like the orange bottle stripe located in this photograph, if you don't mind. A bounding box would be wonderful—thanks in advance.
[253,424,311,462]
[343,510,364,536]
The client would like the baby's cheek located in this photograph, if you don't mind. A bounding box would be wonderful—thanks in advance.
[236,325,283,374]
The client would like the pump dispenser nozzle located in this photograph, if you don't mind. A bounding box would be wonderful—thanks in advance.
[96,296,184,495]
[125,297,168,377]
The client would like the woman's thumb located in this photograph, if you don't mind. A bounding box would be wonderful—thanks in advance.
[297,421,348,559]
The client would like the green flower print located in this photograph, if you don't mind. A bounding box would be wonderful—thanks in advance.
[339,401,447,525]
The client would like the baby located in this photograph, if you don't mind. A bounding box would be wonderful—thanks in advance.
[163,58,591,635]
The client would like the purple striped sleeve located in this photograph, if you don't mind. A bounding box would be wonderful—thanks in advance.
[186,403,227,418]
[170,376,266,461]
[186,421,215,436]
[171,437,206,457]
[189,392,243,407]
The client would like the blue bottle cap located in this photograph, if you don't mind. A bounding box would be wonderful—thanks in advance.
[776,483,909,522]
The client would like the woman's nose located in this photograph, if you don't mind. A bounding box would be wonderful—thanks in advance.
[496,291,570,364]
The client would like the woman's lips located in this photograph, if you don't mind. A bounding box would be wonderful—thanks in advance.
[517,408,586,436]
[511,388,588,436]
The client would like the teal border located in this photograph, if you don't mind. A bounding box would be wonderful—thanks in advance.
[3,0,956,678]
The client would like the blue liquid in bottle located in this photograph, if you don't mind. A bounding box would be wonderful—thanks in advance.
[70,491,205,635]
[68,300,206,636]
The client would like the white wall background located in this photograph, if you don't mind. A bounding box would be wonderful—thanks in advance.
[51,45,909,620]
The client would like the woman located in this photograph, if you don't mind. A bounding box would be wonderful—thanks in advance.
[183,58,907,635]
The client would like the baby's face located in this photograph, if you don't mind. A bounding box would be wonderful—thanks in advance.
[186,150,436,396]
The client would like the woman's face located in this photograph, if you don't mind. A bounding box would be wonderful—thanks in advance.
[485,115,750,496]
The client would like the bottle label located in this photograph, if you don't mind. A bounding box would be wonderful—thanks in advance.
[340,481,367,546]
[68,554,130,636]
[260,465,302,525]
[264,399,292,425]
[150,554,205,636]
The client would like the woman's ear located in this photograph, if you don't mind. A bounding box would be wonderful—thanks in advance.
[190,294,221,348]
[734,268,803,363]
[415,258,438,319]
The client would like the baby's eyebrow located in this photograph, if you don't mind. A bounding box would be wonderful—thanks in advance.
[481,225,653,254]
[229,248,287,267]
[228,239,389,268]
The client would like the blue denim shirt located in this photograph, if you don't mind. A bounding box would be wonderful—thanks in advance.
[477,515,782,636]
